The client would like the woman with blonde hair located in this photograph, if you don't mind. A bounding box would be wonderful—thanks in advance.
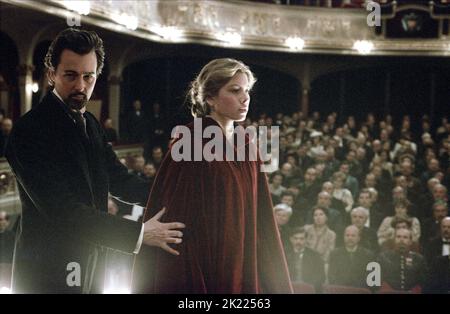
[133,58,293,293]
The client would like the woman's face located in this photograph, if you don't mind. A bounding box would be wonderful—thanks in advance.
[275,211,290,226]
[313,209,327,226]
[208,72,250,123]
[333,178,344,189]
[272,175,283,186]
[395,205,408,217]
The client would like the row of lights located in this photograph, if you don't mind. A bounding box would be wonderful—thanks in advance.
[58,2,374,53]
[285,37,374,54]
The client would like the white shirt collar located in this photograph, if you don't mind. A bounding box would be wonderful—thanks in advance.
[52,89,64,103]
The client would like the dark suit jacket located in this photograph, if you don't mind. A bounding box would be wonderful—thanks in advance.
[328,246,375,288]
[421,218,441,246]
[360,226,380,254]
[6,92,149,293]
[0,132,9,157]
[427,255,450,293]
[424,237,447,265]
[286,246,325,289]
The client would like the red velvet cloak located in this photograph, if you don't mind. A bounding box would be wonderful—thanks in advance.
[132,117,293,293]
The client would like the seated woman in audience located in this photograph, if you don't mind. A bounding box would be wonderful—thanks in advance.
[268,172,286,203]
[331,171,354,213]
[304,207,336,265]
[377,199,421,250]
[273,203,293,247]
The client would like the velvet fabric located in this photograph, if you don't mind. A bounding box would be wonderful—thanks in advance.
[133,117,293,293]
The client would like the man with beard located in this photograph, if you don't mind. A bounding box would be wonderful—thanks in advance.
[377,228,426,293]
[5,28,185,293]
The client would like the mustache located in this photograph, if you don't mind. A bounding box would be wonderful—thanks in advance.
[69,93,87,98]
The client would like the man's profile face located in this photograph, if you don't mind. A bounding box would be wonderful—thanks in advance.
[49,49,97,111]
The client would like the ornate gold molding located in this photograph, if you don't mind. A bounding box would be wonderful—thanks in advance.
[3,0,450,56]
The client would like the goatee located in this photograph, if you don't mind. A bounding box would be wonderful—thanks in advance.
[66,94,87,111]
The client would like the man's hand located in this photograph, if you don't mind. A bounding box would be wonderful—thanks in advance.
[143,207,185,256]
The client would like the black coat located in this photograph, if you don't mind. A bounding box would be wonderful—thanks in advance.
[328,246,375,288]
[285,246,325,289]
[5,92,149,293]
[427,255,450,293]
[360,226,380,254]
[424,237,448,265]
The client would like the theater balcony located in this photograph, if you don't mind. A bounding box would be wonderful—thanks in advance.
[2,0,450,56]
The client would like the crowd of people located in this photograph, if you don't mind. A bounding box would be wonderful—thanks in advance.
[2,97,450,293]
[263,110,449,293]
[114,108,450,293]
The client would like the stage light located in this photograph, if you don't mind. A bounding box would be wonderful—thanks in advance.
[0,287,11,294]
[61,1,91,15]
[150,26,183,41]
[103,286,131,294]
[353,40,373,54]
[32,82,39,93]
[215,31,242,46]
[285,36,305,51]
[112,13,138,30]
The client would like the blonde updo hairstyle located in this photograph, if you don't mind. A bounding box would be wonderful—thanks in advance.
[188,58,256,118]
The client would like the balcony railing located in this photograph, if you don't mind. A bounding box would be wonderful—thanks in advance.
[2,0,450,55]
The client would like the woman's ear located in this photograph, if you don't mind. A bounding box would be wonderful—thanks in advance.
[205,96,215,111]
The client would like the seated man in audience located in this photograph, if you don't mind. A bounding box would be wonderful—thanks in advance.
[339,161,359,198]
[322,181,346,217]
[421,200,448,246]
[285,227,325,292]
[328,225,374,288]
[351,207,379,254]
[357,189,383,230]
[424,216,450,265]
[427,253,450,293]
[298,167,321,206]
[282,190,307,228]
[379,216,421,253]
[419,178,440,218]
[377,228,427,293]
